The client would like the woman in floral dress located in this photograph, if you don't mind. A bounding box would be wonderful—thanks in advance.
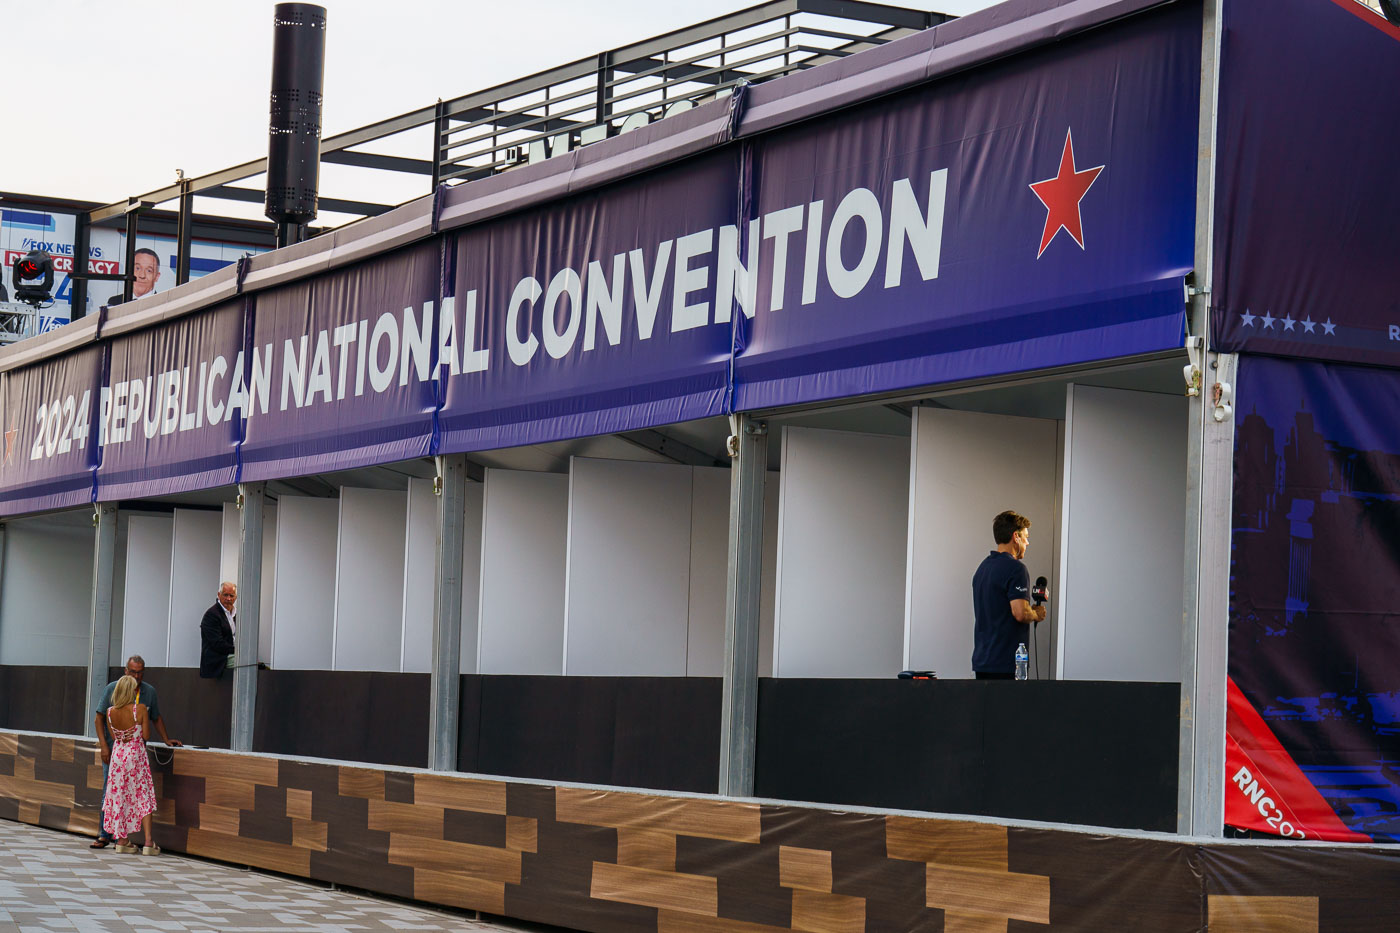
[101,675,159,855]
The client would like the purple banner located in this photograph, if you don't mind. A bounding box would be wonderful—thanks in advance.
[437,153,737,453]
[0,346,103,516]
[1231,355,1400,841]
[732,0,1198,409]
[96,300,244,500]
[0,4,1203,512]
[238,241,441,480]
[1212,0,1400,366]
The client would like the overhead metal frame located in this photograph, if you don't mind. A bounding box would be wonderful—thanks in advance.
[77,0,946,309]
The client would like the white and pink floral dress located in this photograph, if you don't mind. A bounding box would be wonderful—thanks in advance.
[101,704,157,838]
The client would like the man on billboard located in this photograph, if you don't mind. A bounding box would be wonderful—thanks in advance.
[108,248,161,305]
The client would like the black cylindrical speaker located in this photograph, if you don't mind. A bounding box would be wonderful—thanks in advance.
[265,3,326,225]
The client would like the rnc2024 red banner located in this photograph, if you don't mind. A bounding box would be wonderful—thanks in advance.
[1225,677,1368,842]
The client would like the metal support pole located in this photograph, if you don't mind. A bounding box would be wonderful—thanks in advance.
[232,482,265,752]
[1178,0,1227,836]
[86,504,119,739]
[595,52,613,122]
[1179,352,1236,836]
[718,415,767,797]
[431,99,447,190]
[275,222,306,249]
[72,213,91,319]
[122,211,139,303]
[175,184,194,286]
[429,454,469,771]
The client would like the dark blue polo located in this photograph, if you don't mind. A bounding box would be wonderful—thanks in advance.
[971,550,1031,674]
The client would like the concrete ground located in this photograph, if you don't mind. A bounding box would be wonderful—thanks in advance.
[0,820,558,932]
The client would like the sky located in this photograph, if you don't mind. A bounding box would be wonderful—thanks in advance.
[1,0,998,223]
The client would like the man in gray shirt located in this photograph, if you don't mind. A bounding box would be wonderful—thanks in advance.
[90,655,181,848]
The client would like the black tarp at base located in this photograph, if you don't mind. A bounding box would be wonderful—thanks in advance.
[2,666,1177,829]
[754,678,1179,831]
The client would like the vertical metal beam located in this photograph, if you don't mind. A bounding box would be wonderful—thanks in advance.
[596,51,613,121]
[431,99,447,190]
[1182,353,1236,836]
[1179,376,1208,833]
[232,483,265,752]
[175,184,194,286]
[429,454,469,771]
[274,222,306,249]
[719,415,767,797]
[1178,0,1227,837]
[86,504,119,739]
[122,211,139,304]
[71,213,91,320]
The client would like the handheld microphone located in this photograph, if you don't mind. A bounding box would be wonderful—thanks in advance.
[1030,576,1048,680]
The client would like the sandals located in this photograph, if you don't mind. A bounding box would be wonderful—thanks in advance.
[105,833,157,855]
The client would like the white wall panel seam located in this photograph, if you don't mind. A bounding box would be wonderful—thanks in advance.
[561,459,576,677]
[330,495,346,670]
[1057,384,1076,678]
[474,469,490,676]
[902,409,920,671]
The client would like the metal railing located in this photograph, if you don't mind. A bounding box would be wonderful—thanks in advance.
[73,1,945,316]
[433,0,943,184]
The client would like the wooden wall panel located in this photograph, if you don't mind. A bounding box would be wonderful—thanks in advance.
[1,728,1398,933]
[0,666,87,735]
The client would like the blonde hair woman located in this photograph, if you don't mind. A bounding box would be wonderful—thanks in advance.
[101,675,159,854]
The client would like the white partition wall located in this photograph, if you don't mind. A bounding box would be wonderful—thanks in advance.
[457,483,485,674]
[270,496,339,670]
[167,509,224,667]
[121,515,175,665]
[220,504,239,586]
[905,407,1060,678]
[759,471,780,677]
[401,477,436,672]
[564,458,694,676]
[1058,384,1188,681]
[110,514,130,667]
[477,469,569,674]
[258,504,278,665]
[773,427,910,677]
[0,514,99,666]
[685,465,730,677]
[333,488,408,672]
[400,478,485,674]
[219,501,279,664]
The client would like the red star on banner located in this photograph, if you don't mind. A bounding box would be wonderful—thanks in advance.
[1029,128,1104,258]
[3,426,16,466]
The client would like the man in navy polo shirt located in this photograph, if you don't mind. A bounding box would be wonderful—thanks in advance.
[971,510,1046,679]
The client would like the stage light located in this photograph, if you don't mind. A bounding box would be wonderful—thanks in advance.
[11,249,54,306]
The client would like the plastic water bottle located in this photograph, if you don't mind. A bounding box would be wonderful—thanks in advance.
[1015,643,1029,681]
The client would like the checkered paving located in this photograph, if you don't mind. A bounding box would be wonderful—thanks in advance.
[0,819,540,933]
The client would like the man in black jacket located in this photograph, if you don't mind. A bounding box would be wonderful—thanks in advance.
[199,581,237,678]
